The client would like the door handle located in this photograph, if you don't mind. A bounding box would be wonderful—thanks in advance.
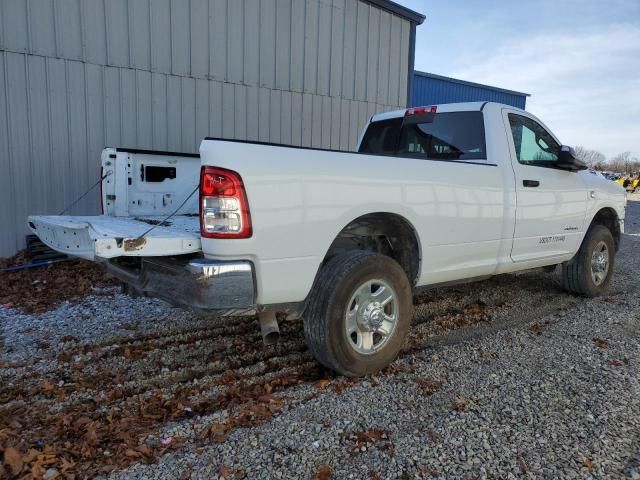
[523,180,540,187]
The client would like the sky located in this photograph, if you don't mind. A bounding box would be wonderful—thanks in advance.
[395,0,640,160]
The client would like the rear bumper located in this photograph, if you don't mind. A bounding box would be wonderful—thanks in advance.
[105,257,256,315]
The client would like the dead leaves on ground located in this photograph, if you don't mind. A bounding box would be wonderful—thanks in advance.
[0,252,116,313]
[592,337,609,349]
[413,377,444,396]
[349,429,393,455]
[313,464,332,480]
[528,321,551,336]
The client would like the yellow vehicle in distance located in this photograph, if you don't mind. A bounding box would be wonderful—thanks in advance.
[616,174,640,193]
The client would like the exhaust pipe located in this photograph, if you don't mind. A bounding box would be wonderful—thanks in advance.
[259,311,280,345]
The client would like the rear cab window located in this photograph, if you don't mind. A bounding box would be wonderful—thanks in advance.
[358,111,487,162]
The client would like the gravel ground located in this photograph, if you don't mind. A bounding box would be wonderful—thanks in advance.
[2,195,639,479]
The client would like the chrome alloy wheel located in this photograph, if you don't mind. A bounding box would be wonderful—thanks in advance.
[345,279,399,355]
[590,240,610,286]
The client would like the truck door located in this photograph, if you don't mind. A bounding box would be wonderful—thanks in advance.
[502,108,588,262]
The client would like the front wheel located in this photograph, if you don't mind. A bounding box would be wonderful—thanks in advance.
[303,251,413,376]
[562,224,615,297]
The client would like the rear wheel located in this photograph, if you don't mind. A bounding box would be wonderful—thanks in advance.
[562,224,615,297]
[303,251,413,376]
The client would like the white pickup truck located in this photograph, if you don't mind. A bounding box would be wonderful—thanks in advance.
[29,102,626,376]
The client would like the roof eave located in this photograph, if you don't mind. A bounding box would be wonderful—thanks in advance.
[363,0,425,24]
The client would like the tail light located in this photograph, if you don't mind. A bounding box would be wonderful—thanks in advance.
[200,166,252,238]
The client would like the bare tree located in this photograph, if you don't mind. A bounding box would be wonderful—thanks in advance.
[573,146,606,169]
[608,152,640,174]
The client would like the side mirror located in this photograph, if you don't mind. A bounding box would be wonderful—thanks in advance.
[558,145,588,171]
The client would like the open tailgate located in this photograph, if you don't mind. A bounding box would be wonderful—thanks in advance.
[28,215,201,261]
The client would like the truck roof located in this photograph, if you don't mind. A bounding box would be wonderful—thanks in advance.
[370,101,526,123]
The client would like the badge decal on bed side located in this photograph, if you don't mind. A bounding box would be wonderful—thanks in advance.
[539,236,566,244]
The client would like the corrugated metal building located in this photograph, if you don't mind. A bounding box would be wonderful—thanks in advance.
[412,71,529,110]
[0,0,425,257]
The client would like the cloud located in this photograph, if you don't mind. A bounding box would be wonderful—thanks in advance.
[448,23,640,158]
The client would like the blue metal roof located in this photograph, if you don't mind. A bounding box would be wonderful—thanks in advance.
[412,71,530,110]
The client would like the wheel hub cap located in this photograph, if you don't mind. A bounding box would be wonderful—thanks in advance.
[359,302,384,331]
[590,241,610,286]
[345,279,399,355]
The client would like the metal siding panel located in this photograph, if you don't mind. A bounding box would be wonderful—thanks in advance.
[387,15,401,106]
[84,62,104,213]
[26,55,51,214]
[398,19,409,107]
[66,60,87,214]
[171,0,190,75]
[354,1,368,101]
[280,89,292,145]
[235,83,247,140]
[321,95,332,149]
[210,0,227,81]
[316,0,331,96]
[190,0,209,77]
[411,73,529,110]
[329,0,345,98]
[246,85,259,141]
[303,0,318,93]
[181,76,196,151]
[80,0,108,65]
[227,0,243,84]
[222,81,234,138]
[311,94,322,148]
[136,69,153,148]
[289,0,305,92]
[28,0,56,56]
[121,67,137,147]
[0,54,16,255]
[269,89,281,143]
[244,0,260,86]
[341,0,357,99]
[54,0,83,60]
[6,53,31,247]
[301,92,312,147]
[260,0,276,88]
[46,57,70,212]
[104,66,121,146]
[166,75,181,150]
[357,101,368,143]
[330,96,341,150]
[339,98,350,150]
[275,0,291,90]
[376,10,390,104]
[150,0,171,73]
[129,0,151,70]
[348,100,359,150]
[2,0,29,52]
[105,0,130,66]
[258,87,270,142]
[151,72,168,149]
[195,78,209,146]
[365,6,379,103]
[209,79,222,138]
[291,91,302,146]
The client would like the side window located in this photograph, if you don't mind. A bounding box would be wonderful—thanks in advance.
[398,112,486,161]
[508,113,559,166]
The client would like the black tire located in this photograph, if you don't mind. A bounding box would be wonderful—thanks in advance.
[562,224,615,297]
[303,251,413,377]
